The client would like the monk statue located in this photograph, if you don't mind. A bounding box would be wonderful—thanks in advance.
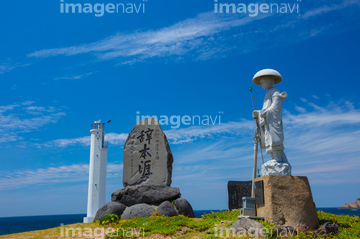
[252,69,292,176]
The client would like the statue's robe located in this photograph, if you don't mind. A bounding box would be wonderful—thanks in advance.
[258,87,287,153]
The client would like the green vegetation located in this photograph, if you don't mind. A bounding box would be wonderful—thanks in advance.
[356,198,360,201]
[0,210,359,238]
[105,210,360,239]
[100,214,120,225]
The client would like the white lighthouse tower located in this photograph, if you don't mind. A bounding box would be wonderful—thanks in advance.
[84,120,108,223]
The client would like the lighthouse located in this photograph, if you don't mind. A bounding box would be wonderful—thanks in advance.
[83,120,108,223]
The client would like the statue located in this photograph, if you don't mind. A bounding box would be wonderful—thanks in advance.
[252,69,291,176]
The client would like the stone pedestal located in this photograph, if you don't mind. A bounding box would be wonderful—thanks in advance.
[254,175,319,229]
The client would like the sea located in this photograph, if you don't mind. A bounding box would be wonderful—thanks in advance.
[0,208,359,236]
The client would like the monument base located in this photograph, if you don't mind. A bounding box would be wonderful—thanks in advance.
[83,217,94,223]
[254,175,319,229]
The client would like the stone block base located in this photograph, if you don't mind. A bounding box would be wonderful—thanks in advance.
[254,175,319,229]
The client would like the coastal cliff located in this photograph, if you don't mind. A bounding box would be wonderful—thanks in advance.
[340,199,360,209]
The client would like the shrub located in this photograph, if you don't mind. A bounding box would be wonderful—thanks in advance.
[99,214,120,225]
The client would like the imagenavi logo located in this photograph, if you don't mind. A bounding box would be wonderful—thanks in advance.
[214,0,301,17]
[60,0,147,17]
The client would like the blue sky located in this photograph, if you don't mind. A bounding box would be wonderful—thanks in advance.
[1,0,360,217]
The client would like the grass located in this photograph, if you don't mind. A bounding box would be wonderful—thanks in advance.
[1,210,359,238]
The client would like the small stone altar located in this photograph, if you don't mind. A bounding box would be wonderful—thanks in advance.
[94,118,195,221]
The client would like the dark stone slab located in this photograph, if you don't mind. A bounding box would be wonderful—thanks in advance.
[227,181,252,210]
[111,185,181,206]
[254,180,264,204]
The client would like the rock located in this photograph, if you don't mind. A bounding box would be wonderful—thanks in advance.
[347,202,359,208]
[340,201,360,209]
[111,185,181,206]
[174,198,195,218]
[316,222,339,236]
[94,202,126,221]
[261,159,291,176]
[230,218,264,237]
[157,201,179,217]
[255,175,319,230]
[297,224,310,233]
[272,226,297,237]
[121,204,155,219]
[340,203,351,209]
[123,118,173,187]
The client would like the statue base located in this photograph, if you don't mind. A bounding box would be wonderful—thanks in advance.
[261,159,291,176]
[254,175,319,229]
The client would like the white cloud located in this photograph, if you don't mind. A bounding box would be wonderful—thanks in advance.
[2,99,360,198]
[0,163,122,191]
[0,65,15,74]
[43,136,90,147]
[27,0,359,64]
[42,133,128,147]
[295,106,307,113]
[40,120,252,147]
[28,12,265,63]
[312,95,319,99]
[54,72,95,81]
[0,62,31,75]
[285,100,360,126]
[22,101,36,106]
[0,102,66,143]
[301,0,360,19]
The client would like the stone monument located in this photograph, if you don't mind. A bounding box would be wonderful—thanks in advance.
[91,118,195,222]
[252,69,291,176]
[123,117,173,187]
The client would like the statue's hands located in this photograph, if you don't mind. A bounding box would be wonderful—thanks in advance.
[260,110,267,118]
[252,111,259,119]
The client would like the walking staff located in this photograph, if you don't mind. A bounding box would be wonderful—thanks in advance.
[249,86,264,197]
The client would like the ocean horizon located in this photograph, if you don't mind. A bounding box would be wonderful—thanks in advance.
[0,208,359,236]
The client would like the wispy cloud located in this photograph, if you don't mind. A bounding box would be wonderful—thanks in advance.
[0,65,15,74]
[28,12,264,63]
[165,120,253,144]
[0,102,66,143]
[41,121,252,148]
[42,133,128,148]
[41,99,360,150]
[301,0,360,19]
[0,61,31,75]
[54,72,96,81]
[0,163,122,191]
[27,0,359,64]
[2,99,360,196]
